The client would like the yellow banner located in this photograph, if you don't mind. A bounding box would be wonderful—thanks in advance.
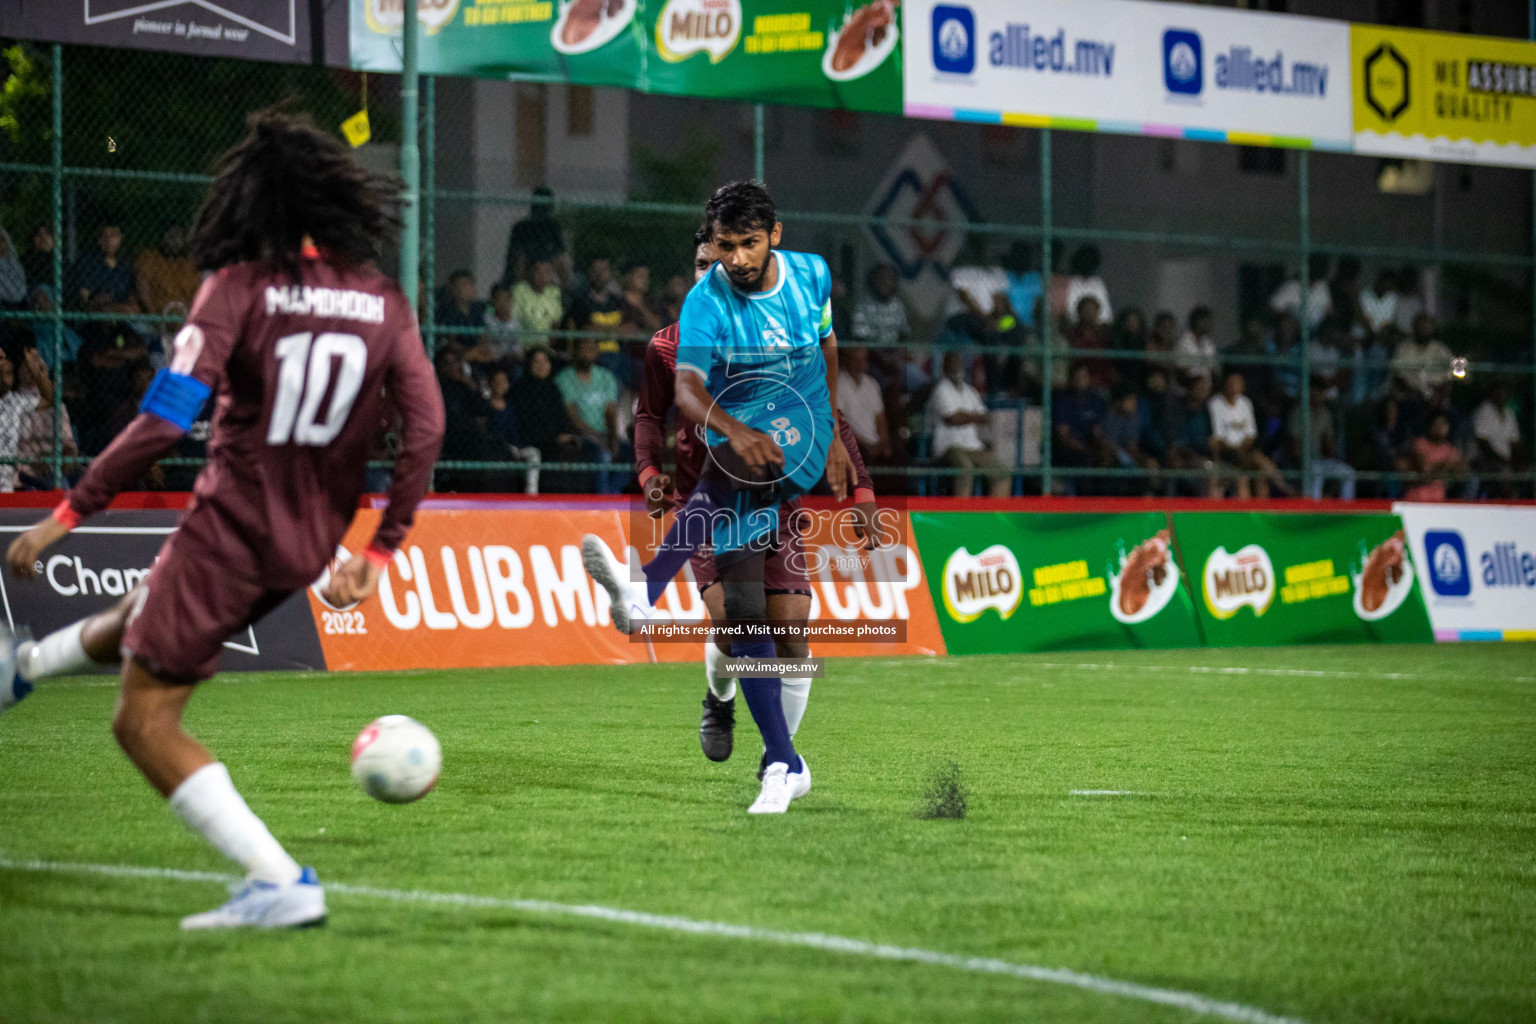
[1352,24,1536,167]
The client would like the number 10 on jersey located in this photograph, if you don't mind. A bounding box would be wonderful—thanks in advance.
[268,331,368,447]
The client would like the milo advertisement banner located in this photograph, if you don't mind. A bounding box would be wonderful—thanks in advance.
[910,512,1201,655]
[351,0,902,113]
[1173,513,1432,646]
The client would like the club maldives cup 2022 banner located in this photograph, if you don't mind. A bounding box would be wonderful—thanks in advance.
[909,511,1202,655]
[351,0,903,112]
[1172,512,1433,646]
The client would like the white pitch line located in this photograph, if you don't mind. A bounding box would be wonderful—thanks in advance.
[0,856,1308,1024]
[1071,790,1152,796]
[1022,662,1536,684]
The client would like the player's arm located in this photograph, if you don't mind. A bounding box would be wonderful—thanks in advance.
[821,330,855,502]
[674,368,783,471]
[328,315,446,607]
[7,275,237,579]
[633,335,675,516]
[835,411,879,549]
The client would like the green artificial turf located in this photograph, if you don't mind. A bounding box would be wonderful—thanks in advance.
[1,645,1533,1023]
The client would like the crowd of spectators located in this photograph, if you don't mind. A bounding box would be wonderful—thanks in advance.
[0,199,1528,501]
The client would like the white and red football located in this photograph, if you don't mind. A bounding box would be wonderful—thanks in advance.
[351,715,441,804]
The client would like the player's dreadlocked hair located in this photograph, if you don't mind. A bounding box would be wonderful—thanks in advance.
[191,106,401,274]
[703,181,777,237]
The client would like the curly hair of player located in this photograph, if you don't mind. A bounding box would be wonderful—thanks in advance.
[190,105,402,274]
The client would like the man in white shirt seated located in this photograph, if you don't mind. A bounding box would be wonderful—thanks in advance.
[1063,244,1112,327]
[1472,382,1527,496]
[837,346,890,463]
[929,351,1011,497]
[1270,253,1333,332]
[1173,306,1219,390]
[1208,371,1293,498]
[1390,312,1454,401]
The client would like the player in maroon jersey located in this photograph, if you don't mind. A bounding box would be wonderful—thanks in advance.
[633,228,880,769]
[0,110,445,930]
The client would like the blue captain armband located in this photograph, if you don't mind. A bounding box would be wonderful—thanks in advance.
[139,368,211,432]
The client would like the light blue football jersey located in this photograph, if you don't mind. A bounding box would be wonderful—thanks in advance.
[675,248,835,501]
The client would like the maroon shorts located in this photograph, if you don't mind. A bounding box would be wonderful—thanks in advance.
[123,535,294,684]
[689,516,810,595]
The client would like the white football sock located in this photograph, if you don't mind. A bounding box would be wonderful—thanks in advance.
[781,651,812,737]
[705,641,735,701]
[18,620,93,682]
[169,762,302,886]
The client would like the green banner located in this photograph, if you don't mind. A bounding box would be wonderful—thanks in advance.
[351,0,902,113]
[1172,513,1433,646]
[910,512,1203,655]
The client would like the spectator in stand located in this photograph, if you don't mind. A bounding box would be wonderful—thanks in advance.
[1392,266,1426,335]
[1346,321,1391,405]
[1360,268,1399,336]
[1173,305,1219,390]
[930,349,1009,497]
[1270,312,1302,401]
[1209,371,1293,498]
[830,275,853,341]
[1001,241,1043,334]
[852,263,910,350]
[513,346,587,490]
[1052,362,1111,493]
[620,262,662,336]
[946,239,1013,343]
[12,345,77,489]
[503,186,568,286]
[838,345,889,464]
[1406,412,1470,501]
[565,255,629,383]
[435,342,495,461]
[1146,310,1179,374]
[1068,295,1113,390]
[1329,256,1363,336]
[1289,380,1356,500]
[1063,245,1111,326]
[486,367,543,494]
[1472,382,1526,494]
[436,269,486,338]
[1141,367,1181,463]
[75,291,149,453]
[1102,383,1160,495]
[1167,374,1217,498]
[67,223,137,311]
[1308,317,1345,401]
[1270,252,1332,331]
[1111,306,1147,384]
[0,226,27,307]
[0,347,30,491]
[26,285,83,368]
[556,337,621,493]
[134,226,200,320]
[467,281,522,370]
[655,271,690,325]
[513,258,563,350]
[1229,312,1273,398]
[1391,312,1454,401]
[21,224,55,291]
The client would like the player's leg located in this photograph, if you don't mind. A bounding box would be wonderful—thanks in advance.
[719,550,808,814]
[767,591,813,738]
[2,589,136,712]
[119,550,324,930]
[697,564,735,763]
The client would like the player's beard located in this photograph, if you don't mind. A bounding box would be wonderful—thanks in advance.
[727,247,773,292]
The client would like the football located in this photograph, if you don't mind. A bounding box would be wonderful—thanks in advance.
[350,715,442,804]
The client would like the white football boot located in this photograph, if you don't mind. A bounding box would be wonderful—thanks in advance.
[180,867,327,930]
[581,534,653,635]
[0,625,32,714]
[747,756,812,815]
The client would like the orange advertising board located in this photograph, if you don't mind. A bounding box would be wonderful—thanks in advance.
[305,508,944,671]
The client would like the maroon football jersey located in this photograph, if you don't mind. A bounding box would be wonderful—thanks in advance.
[69,255,445,589]
[632,321,875,508]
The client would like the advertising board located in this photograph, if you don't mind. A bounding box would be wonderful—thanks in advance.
[910,511,1201,654]
[1172,512,1433,647]
[1394,503,1536,641]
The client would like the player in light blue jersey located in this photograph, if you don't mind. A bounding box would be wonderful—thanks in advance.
[583,182,854,814]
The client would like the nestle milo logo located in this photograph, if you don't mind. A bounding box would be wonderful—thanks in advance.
[942,544,1023,623]
[656,0,740,62]
[1202,544,1275,620]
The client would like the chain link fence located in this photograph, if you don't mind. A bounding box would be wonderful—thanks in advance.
[1,43,1532,499]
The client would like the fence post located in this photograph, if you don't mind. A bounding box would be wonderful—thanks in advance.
[1040,128,1053,496]
[423,73,436,359]
[753,103,765,183]
[399,0,420,311]
[51,44,64,488]
[1298,148,1312,498]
